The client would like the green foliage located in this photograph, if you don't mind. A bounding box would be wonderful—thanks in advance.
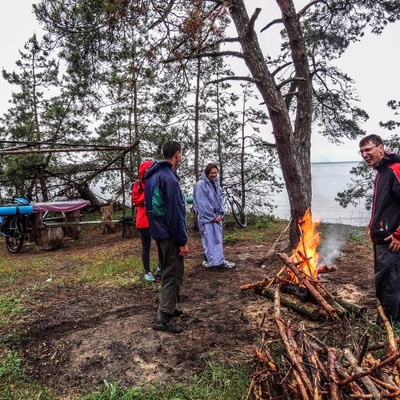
[224,232,238,244]
[347,229,370,247]
[0,34,90,200]
[380,100,400,130]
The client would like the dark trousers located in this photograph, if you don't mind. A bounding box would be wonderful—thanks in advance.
[157,237,184,316]
[374,243,400,324]
[138,228,162,274]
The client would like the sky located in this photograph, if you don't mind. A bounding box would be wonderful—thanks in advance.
[1,1,399,163]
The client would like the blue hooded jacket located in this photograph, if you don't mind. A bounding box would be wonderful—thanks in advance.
[144,160,187,246]
[193,172,224,224]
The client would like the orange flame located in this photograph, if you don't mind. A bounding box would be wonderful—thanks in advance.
[289,208,320,281]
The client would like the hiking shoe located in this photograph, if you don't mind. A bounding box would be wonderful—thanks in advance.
[223,261,235,269]
[144,272,155,282]
[167,308,183,317]
[202,260,210,268]
[152,318,183,334]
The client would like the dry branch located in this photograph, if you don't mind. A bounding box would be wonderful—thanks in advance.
[273,285,315,398]
[342,348,381,399]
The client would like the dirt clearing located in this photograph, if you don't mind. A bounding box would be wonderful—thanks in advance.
[0,222,376,397]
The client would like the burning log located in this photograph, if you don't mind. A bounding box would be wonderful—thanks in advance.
[317,264,337,274]
[248,280,400,398]
[280,282,311,303]
[277,252,339,319]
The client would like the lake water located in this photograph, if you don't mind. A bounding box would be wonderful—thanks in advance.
[271,161,370,226]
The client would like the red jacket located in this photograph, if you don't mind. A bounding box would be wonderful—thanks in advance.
[132,160,153,229]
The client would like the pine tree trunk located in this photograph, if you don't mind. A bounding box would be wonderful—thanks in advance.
[229,0,313,246]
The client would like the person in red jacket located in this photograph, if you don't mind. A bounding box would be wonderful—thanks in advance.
[359,134,400,327]
[132,160,162,282]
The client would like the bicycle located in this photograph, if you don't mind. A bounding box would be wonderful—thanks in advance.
[222,187,247,228]
[0,196,33,253]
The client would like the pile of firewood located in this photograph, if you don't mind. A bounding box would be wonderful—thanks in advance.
[247,290,400,399]
[241,253,400,399]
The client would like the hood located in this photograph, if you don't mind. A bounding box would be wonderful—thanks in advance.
[376,152,400,172]
[200,171,219,185]
[138,160,153,181]
[144,160,173,180]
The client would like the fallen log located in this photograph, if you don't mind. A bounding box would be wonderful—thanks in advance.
[325,297,348,316]
[335,298,367,317]
[255,287,322,321]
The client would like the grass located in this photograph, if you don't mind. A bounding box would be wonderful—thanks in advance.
[0,350,250,400]
[82,361,250,400]
[0,294,29,328]
[0,351,57,400]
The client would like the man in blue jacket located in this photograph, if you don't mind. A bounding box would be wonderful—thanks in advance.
[145,141,189,333]
[359,134,400,327]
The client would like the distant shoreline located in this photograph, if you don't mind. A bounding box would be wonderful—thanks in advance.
[311,160,359,165]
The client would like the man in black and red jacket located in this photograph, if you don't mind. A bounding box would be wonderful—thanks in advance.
[359,134,400,326]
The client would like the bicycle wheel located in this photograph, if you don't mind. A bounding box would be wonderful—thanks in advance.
[5,220,25,253]
[229,198,247,228]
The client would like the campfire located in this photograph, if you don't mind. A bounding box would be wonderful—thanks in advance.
[242,208,363,321]
[286,208,320,282]
[241,209,400,399]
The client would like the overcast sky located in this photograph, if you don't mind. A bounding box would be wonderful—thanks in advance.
[1,1,399,163]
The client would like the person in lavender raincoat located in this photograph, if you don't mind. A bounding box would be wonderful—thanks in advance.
[193,163,235,269]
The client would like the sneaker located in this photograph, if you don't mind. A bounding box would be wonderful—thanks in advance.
[144,272,156,282]
[223,261,235,269]
[202,260,210,268]
[152,318,183,334]
[155,267,162,276]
